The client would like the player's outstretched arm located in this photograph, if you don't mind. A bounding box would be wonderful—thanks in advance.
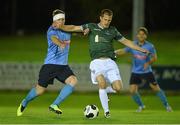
[52,22,83,32]
[60,25,83,32]
[120,39,149,54]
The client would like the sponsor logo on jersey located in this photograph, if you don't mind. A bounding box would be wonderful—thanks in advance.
[134,54,147,60]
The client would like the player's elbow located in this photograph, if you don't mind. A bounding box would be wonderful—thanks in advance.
[153,56,157,62]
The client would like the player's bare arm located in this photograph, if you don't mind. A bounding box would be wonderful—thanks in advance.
[60,25,83,32]
[120,38,149,54]
[51,35,66,49]
[53,22,89,35]
[144,53,157,70]
[52,21,82,32]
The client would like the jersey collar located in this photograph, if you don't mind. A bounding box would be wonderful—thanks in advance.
[135,40,147,47]
[97,23,104,29]
[97,23,110,29]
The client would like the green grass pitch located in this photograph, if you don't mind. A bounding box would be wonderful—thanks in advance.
[0,91,180,124]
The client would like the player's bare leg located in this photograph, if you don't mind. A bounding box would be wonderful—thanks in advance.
[17,84,46,116]
[130,84,145,112]
[112,80,123,92]
[96,74,110,118]
[150,83,172,112]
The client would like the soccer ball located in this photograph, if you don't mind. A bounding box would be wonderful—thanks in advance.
[84,104,99,119]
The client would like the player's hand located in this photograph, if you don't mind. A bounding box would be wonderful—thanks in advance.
[59,42,66,49]
[143,49,151,56]
[143,62,149,70]
[83,28,90,35]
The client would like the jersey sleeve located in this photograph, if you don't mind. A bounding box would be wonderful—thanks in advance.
[64,33,71,40]
[149,44,157,55]
[81,23,91,30]
[114,27,125,42]
[48,30,58,38]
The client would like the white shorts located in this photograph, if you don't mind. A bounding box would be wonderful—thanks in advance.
[89,58,122,84]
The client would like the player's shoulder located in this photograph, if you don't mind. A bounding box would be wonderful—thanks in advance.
[109,26,122,35]
[47,26,71,37]
[109,26,118,30]
[47,26,57,34]
[146,41,155,48]
[88,23,98,28]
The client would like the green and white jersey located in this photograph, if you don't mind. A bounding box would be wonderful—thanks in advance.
[82,23,125,60]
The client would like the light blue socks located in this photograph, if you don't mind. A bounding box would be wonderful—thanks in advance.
[132,92,144,107]
[52,84,74,106]
[156,89,169,107]
[22,88,37,107]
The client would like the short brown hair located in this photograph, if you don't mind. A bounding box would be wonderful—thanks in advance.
[100,9,113,17]
[138,27,148,35]
[52,9,65,16]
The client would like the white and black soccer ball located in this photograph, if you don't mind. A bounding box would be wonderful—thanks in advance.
[84,104,99,119]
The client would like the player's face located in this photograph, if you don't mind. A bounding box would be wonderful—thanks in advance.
[55,18,65,27]
[100,14,112,28]
[137,31,147,42]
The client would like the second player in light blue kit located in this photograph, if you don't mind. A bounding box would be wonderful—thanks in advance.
[115,27,172,112]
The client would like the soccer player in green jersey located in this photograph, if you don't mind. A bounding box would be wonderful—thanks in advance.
[54,9,149,118]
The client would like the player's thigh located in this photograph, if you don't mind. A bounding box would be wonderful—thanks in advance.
[106,60,122,86]
[65,75,77,86]
[96,74,107,89]
[89,59,105,84]
[56,65,76,85]
[112,80,123,92]
[145,72,160,91]
[38,64,56,88]
[129,73,141,94]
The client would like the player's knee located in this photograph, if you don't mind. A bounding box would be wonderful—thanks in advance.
[98,82,106,89]
[36,88,45,95]
[129,84,138,94]
[113,86,121,92]
[112,80,123,92]
[71,77,78,86]
[35,84,46,95]
[66,76,78,86]
[150,83,160,92]
[129,88,136,94]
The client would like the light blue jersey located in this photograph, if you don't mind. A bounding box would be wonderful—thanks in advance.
[44,26,71,65]
[124,41,156,74]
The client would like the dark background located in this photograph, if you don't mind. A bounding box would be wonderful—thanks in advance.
[0,0,180,35]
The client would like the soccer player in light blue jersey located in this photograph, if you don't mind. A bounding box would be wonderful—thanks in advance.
[115,27,172,112]
[17,9,78,116]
